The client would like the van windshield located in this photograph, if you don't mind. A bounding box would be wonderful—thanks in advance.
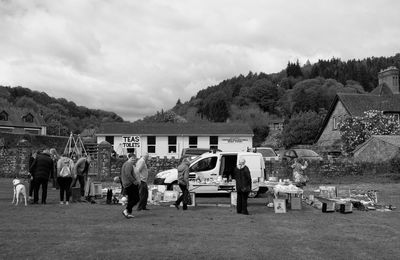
[257,149,276,157]
[190,156,218,172]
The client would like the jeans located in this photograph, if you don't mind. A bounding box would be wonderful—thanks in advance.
[137,181,149,210]
[33,177,48,204]
[72,175,85,196]
[175,184,189,210]
[57,177,73,202]
[125,184,140,214]
[237,191,249,214]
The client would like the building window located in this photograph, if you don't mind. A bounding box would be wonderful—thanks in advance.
[210,136,218,150]
[189,136,198,148]
[22,113,34,123]
[168,136,177,153]
[105,136,114,145]
[0,111,8,121]
[25,129,40,135]
[333,116,338,130]
[147,136,156,153]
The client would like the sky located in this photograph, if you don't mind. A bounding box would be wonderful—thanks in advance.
[1,0,400,122]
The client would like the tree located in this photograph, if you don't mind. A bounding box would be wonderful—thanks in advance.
[339,110,400,155]
[201,91,230,122]
[252,125,270,147]
[280,110,324,148]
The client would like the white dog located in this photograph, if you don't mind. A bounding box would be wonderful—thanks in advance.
[12,179,27,206]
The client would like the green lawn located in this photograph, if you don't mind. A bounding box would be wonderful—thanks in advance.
[0,178,399,260]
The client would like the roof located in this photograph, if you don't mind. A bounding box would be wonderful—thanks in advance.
[97,122,254,136]
[337,93,400,117]
[354,135,400,153]
[315,90,400,143]
[0,106,46,128]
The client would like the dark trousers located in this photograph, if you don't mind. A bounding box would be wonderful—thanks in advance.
[137,181,149,210]
[57,177,73,202]
[33,177,48,204]
[125,184,140,214]
[237,191,249,214]
[175,184,189,210]
[72,175,85,196]
[29,178,34,197]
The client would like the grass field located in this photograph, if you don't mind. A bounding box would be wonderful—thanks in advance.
[0,178,399,260]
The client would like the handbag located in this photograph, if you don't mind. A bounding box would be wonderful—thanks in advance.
[185,192,192,206]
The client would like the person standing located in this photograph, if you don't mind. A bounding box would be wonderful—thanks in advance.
[28,149,41,202]
[50,148,60,190]
[121,153,140,219]
[72,155,91,197]
[136,153,150,211]
[57,155,75,205]
[234,158,252,215]
[29,148,54,204]
[174,158,191,210]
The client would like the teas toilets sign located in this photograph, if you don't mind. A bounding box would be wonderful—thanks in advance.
[122,136,141,148]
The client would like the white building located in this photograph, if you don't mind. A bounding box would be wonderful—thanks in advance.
[96,122,254,158]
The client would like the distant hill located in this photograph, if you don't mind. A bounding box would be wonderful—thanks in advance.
[0,85,124,136]
[142,53,400,147]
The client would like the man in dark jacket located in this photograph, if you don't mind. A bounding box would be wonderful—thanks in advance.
[234,158,252,215]
[29,149,54,204]
[120,153,140,219]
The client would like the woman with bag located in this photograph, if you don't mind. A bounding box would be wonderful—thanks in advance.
[174,158,191,210]
[57,155,75,205]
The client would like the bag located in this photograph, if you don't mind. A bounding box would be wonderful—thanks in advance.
[60,165,72,177]
[186,192,192,206]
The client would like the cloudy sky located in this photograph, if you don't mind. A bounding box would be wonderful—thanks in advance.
[1,0,399,121]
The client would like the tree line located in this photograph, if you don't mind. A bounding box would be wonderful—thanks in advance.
[0,85,123,136]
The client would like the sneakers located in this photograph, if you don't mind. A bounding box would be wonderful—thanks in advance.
[122,209,134,219]
[60,202,64,205]
[174,203,180,210]
[65,202,69,205]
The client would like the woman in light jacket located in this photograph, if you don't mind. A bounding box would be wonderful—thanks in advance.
[57,155,75,205]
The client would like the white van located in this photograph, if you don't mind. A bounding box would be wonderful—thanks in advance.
[154,151,266,194]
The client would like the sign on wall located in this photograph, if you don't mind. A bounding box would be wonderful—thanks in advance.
[122,136,141,148]
[220,137,250,143]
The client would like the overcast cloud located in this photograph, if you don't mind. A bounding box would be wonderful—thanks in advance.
[1,0,399,121]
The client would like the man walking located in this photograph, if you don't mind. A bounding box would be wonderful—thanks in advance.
[29,148,54,204]
[121,153,140,218]
[136,153,150,211]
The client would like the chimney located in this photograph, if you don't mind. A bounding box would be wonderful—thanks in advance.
[378,66,399,94]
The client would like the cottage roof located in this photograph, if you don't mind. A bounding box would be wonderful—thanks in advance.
[97,122,254,136]
[315,90,400,143]
[0,106,45,128]
[353,135,400,154]
[337,93,400,117]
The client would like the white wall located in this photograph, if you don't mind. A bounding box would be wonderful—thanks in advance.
[98,134,253,158]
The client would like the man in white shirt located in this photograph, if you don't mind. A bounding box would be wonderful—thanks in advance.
[136,153,150,211]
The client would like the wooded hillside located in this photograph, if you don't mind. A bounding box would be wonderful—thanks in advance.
[0,86,124,136]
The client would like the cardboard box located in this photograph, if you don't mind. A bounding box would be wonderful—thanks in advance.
[322,201,335,213]
[290,197,302,210]
[273,199,287,213]
[339,202,353,214]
